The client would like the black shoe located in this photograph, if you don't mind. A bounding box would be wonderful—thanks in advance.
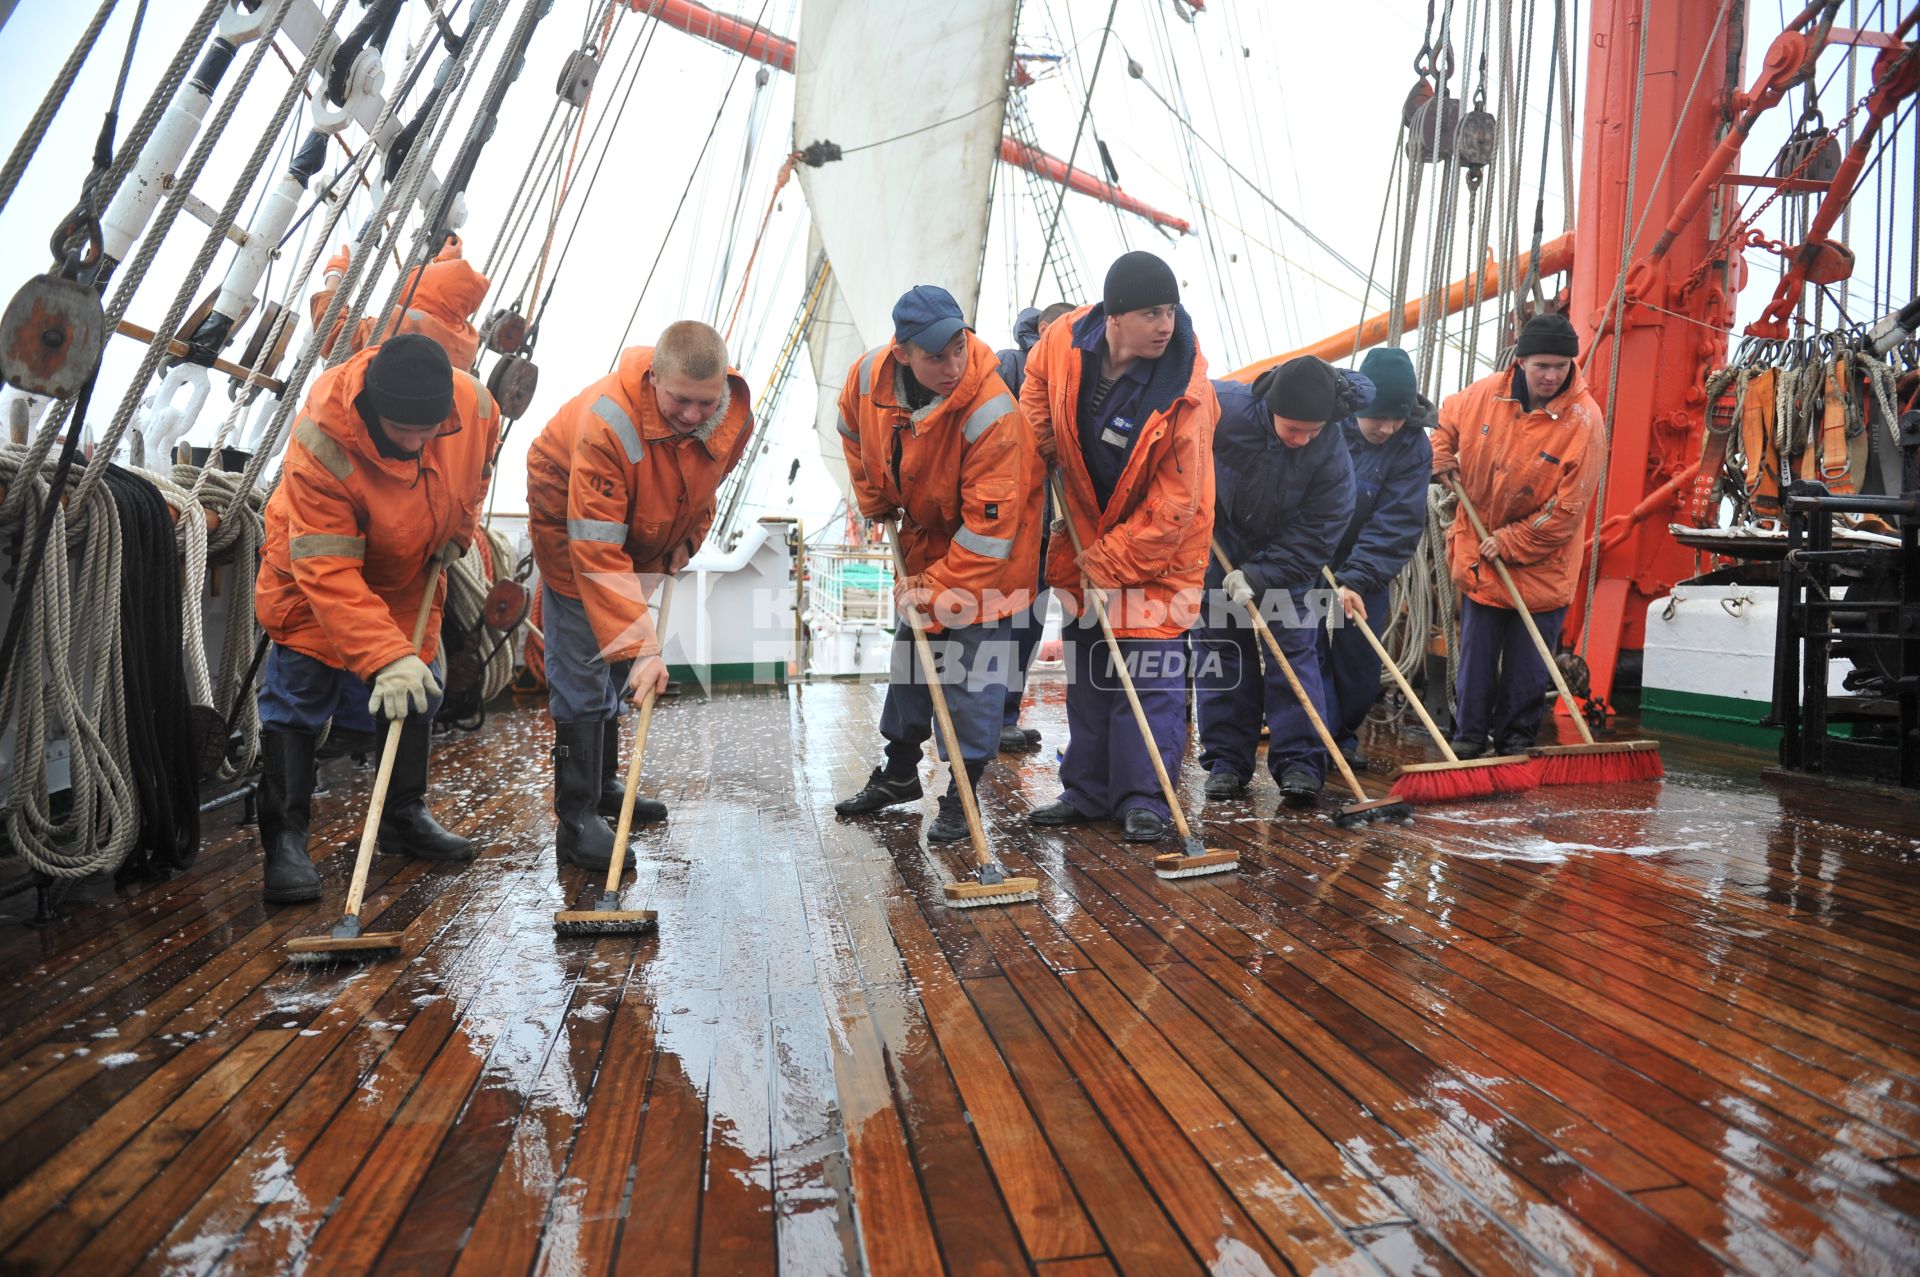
[553,719,616,872]
[1278,765,1322,807]
[376,718,476,861]
[259,731,322,903]
[1340,743,1371,772]
[598,718,667,823]
[998,724,1039,753]
[1122,809,1166,842]
[1449,736,1490,760]
[1205,769,1248,798]
[1021,727,1042,746]
[927,796,969,842]
[835,767,923,816]
[1029,799,1090,826]
[1493,735,1536,757]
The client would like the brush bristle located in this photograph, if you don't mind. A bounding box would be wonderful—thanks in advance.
[284,947,396,966]
[1391,759,1538,804]
[1533,746,1665,786]
[946,889,1040,908]
[553,915,658,936]
[1155,859,1239,879]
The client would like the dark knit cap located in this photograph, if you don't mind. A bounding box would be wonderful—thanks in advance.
[1354,347,1419,418]
[1514,312,1580,359]
[1263,355,1347,422]
[364,333,454,426]
[1102,250,1179,315]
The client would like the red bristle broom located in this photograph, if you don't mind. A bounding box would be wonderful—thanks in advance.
[1446,480,1663,786]
[1319,568,1537,803]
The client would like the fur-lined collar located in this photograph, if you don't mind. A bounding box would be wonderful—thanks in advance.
[894,365,947,427]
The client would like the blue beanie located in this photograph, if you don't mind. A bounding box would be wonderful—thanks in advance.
[1354,347,1419,419]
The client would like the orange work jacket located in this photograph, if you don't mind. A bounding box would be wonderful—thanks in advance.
[1431,363,1605,611]
[256,346,500,679]
[1020,305,1218,638]
[838,334,1041,629]
[310,235,490,369]
[526,347,754,661]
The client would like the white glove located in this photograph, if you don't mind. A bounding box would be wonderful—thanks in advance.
[368,654,440,721]
[1222,568,1256,607]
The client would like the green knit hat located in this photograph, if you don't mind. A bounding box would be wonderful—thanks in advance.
[1355,347,1419,419]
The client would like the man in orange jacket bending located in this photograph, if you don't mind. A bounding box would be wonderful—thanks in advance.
[1431,313,1605,756]
[1020,252,1219,843]
[254,334,501,903]
[526,321,754,870]
[831,285,1043,843]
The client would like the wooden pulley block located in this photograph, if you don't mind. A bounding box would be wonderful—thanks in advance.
[482,578,530,631]
[177,287,252,350]
[236,301,294,388]
[481,307,527,355]
[487,353,539,419]
[0,273,105,398]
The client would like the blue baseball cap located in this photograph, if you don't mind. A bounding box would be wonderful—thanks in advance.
[891,284,969,353]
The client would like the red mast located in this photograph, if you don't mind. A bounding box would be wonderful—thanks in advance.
[1565,0,1745,708]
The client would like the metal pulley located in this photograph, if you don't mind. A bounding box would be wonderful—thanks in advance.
[481,307,527,355]
[1777,123,1841,186]
[1402,86,1462,164]
[557,47,600,107]
[0,273,106,398]
[487,352,539,419]
[482,578,530,630]
[1455,107,1498,172]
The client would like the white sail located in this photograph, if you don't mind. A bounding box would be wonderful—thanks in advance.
[794,0,1017,494]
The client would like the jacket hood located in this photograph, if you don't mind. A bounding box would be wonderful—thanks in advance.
[410,255,491,326]
[1012,306,1043,352]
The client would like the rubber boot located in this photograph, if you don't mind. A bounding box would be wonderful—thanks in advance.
[554,720,617,871]
[377,717,476,861]
[599,717,667,824]
[259,731,323,903]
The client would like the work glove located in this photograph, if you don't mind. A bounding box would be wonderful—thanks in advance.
[1222,568,1256,608]
[368,655,440,721]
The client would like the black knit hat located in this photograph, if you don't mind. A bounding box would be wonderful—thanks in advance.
[1103,250,1179,315]
[1263,355,1347,421]
[364,333,454,426]
[1514,312,1580,359]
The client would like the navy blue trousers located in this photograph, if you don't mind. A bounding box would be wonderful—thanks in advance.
[258,643,441,734]
[879,621,1015,773]
[1001,585,1052,728]
[1317,585,1389,756]
[1196,599,1329,783]
[1453,595,1566,749]
[1059,618,1187,821]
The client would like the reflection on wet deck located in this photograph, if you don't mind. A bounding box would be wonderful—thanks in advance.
[2,679,1920,1274]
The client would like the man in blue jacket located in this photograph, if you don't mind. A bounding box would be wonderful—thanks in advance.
[995,301,1073,752]
[1197,355,1361,803]
[1319,347,1434,768]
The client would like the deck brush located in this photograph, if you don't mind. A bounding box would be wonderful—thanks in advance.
[1319,567,1538,805]
[286,568,445,966]
[1447,480,1664,787]
[555,578,673,937]
[881,521,1040,908]
[1047,478,1237,879]
[1210,539,1413,830]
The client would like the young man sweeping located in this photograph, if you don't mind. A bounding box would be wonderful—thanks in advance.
[1195,355,1359,805]
[1020,251,1219,843]
[253,334,500,903]
[1431,313,1604,757]
[1318,346,1434,768]
[526,320,754,870]
[832,285,1043,842]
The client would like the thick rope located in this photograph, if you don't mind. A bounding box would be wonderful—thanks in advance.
[0,0,119,219]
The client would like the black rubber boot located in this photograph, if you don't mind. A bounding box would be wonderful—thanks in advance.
[377,717,476,861]
[927,796,969,842]
[553,720,616,871]
[259,731,322,903]
[599,717,667,824]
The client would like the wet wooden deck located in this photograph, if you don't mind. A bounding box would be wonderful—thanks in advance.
[2,679,1920,1275]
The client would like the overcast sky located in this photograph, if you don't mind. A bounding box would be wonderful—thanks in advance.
[0,0,1911,539]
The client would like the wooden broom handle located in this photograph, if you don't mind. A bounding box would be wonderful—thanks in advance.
[1445,477,1597,745]
[1047,474,1195,841]
[1209,539,1367,802]
[1320,566,1460,763]
[884,522,995,869]
[344,563,446,919]
[603,577,674,894]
